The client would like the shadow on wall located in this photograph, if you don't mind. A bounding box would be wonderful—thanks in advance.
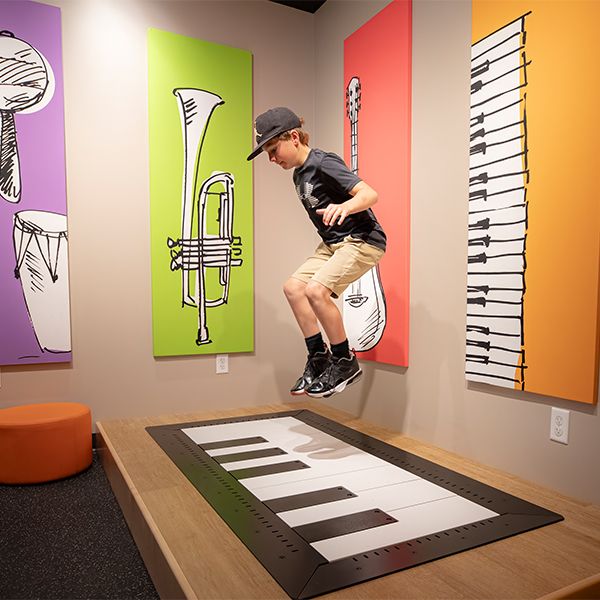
[467,379,600,417]
[255,293,308,402]
[397,301,469,452]
[319,287,411,430]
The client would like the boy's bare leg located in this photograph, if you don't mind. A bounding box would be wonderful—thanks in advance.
[283,278,321,338]
[304,281,346,345]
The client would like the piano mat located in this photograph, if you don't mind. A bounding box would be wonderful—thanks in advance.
[146,410,563,599]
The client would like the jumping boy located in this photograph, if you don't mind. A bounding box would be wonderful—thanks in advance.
[247,107,386,398]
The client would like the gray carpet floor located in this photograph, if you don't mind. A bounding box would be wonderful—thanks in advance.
[0,453,159,599]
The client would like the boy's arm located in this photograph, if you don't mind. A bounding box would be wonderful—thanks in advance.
[316,181,378,226]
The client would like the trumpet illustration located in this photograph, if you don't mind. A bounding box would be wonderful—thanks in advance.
[167,88,242,346]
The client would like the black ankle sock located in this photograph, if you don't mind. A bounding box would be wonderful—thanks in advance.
[305,332,326,356]
[331,339,351,359]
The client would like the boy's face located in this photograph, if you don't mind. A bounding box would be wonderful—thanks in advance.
[263,132,302,170]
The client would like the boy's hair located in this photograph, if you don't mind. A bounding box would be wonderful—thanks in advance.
[277,118,310,146]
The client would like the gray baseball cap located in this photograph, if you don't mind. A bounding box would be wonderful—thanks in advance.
[247,107,302,161]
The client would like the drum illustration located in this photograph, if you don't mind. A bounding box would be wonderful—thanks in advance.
[13,210,71,353]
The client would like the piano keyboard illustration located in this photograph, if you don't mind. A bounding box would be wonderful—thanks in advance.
[467,13,531,389]
[182,415,498,562]
[147,410,563,598]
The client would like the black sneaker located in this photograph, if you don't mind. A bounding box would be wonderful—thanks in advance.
[290,350,332,395]
[305,353,362,398]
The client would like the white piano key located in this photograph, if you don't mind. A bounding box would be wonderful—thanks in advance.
[472,19,523,59]
[468,239,526,260]
[467,272,524,290]
[470,151,525,178]
[466,315,522,336]
[473,121,522,145]
[469,168,525,193]
[252,464,419,501]
[236,452,390,491]
[466,371,519,388]
[278,479,455,528]
[469,194,527,216]
[472,46,522,89]
[470,137,523,171]
[467,289,524,305]
[183,416,308,446]
[467,302,522,320]
[471,86,522,118]
[485,178,527,198]
[466,347,522,369]
[466,361,521,383]
[469,255,525,275]
[311,495,499,561]
[469,242,526,265]
[472,76,522,111]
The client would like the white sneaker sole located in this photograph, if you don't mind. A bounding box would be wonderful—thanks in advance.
[306,369,362,399]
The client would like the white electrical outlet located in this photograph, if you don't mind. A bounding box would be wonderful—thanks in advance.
[216,354,229,374]
[550,407,569,444]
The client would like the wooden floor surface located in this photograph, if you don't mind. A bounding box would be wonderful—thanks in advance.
[97,400,600,600]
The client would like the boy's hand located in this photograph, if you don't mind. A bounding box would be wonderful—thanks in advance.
[316,203,349,226]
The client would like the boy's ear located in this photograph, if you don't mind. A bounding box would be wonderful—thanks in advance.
[290,129,300,144]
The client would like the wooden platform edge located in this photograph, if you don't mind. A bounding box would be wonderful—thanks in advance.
[538,572,600,600]
[96,422,197,600]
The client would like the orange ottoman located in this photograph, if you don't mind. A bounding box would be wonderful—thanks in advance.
[0,402,92,484]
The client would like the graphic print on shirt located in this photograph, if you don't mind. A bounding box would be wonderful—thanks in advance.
[296,182,319,209]
[342,76,387,352]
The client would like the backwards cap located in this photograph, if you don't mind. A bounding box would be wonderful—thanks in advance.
[247,107,302,161]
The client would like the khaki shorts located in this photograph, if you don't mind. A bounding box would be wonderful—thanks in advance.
[291,236,385,298]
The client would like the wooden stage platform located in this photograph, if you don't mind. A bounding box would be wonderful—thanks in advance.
[97,400,600,599]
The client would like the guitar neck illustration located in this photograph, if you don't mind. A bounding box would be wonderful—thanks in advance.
[350,119,358,174]
[342,76,387,352]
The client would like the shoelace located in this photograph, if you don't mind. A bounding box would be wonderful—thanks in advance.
[306,353,330,377]
[316,359,338,387]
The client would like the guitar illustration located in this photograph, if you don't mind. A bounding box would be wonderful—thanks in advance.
[342,76,387,352]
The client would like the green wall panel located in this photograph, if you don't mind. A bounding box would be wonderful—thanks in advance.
[148,29,253,356]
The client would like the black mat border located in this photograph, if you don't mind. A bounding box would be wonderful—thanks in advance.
[146,409,563,599]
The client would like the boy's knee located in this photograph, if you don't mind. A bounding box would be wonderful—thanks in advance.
[283,277,305,300]
[305,280,329,304]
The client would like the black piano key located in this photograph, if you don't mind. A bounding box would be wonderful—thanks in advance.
[293,508,397,543]
[264,487,357,513]
[199,436,267,450]
[229,460,309,480]
[214,447,287,464]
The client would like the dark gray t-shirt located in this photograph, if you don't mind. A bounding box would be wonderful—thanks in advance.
[293,148,386,250]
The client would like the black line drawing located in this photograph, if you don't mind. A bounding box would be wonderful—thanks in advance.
[0,30,54,204]
[341,76,387,352]
[466,13,531,388]
[13,209,71,353]
[166,88,243,346]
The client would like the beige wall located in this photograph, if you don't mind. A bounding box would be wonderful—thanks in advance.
[1,0,598,505]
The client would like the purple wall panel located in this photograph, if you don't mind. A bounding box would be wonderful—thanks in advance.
[0,1,71,365]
